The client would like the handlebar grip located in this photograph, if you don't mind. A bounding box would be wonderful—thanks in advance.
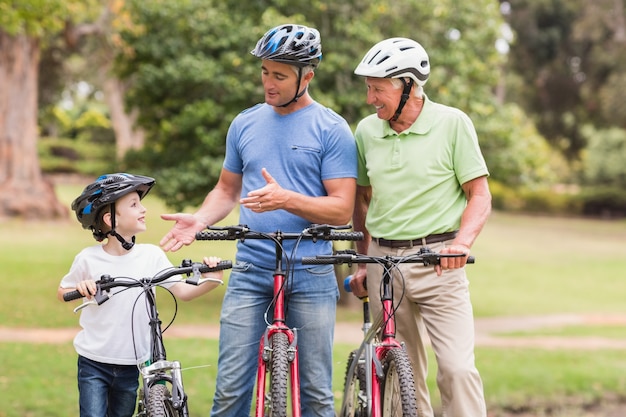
[196,260,233,272]
[328,232,364,241]
[301,256,329,265]
[63,289,83,302]
[196,230,231,240]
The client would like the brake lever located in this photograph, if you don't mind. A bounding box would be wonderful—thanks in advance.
[184,262,226,287]
[195,277,224,286]
[72,286,110,313]
[73,300,96,313]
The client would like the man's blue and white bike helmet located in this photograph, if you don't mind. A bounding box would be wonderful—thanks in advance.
[251,24,323,107]
[251,23,322,68]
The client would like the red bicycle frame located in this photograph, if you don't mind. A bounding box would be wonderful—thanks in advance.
[254,266,301,417]
[369,281,403,416]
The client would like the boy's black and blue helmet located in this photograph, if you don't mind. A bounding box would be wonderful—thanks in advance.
[72,173,155,242]
[251,24,322,68]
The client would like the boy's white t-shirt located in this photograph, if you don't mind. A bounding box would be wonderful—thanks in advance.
[60,243,178,365]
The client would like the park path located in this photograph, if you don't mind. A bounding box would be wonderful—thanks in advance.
[2,313,626,349]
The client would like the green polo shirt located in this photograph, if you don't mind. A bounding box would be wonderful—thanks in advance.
[354,95,489,239]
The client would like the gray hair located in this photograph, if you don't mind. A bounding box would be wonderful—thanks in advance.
[390,77,423,97]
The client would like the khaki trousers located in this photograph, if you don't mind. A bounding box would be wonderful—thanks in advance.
[366,240,486,417]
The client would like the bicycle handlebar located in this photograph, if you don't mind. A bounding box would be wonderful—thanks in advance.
[63,259,233,303]
[301,249,475,267]
[195,224,364,242]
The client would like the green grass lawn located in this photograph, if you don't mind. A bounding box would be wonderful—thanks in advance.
[1,182,626,416]
[2,339,626,417]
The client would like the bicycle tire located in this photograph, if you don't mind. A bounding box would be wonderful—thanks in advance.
[381,348,418,417]
[145,384,180,417]
[266,332,289,417]
[341,349,367,417]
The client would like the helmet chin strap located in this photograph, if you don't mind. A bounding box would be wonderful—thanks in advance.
[108,204,136,250]
[389,78,414,122]
[110,230,136,250]
[278,67,307,108]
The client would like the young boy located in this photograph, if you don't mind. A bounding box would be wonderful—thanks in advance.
[57,173,223,417]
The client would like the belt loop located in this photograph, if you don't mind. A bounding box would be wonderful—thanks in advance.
[409,239,413,248]
[421,237,427,246]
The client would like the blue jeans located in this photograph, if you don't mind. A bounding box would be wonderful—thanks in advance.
[211,261,338,417]
[77,355,139,417]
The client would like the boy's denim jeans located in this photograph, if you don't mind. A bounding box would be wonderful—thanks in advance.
[77,355,139,417]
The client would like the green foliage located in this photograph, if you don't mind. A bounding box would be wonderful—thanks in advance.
[0,0,68,37]
[580,125,626,188]
[40,82,114,142]
[503,0,626,161]
[489,181,582,214]
[479,102,570,187]
[114,0,536,209]
[116,0,260,208]
[38,136,115,176]
[577,186,626,218]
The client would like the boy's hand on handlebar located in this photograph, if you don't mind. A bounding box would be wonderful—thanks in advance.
[160,213,205,252]
[436,244,471,276]
[202,256,224,278]
[76,280,97,300]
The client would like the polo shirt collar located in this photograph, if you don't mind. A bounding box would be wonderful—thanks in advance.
[380,93,433,138]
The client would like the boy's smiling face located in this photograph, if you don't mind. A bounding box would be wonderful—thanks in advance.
[108,191,147,238]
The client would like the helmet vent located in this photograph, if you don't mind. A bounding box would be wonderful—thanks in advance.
[354,37,430,87]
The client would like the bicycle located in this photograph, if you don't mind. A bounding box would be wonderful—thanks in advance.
[195,224,363,417]
[302,247,474,417]
[63,259,233,417]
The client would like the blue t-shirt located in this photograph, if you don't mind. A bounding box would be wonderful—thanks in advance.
[223,102,357,269]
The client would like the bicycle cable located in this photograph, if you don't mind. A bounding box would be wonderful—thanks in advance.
[262,232,291,327]
[129,265,182,365]
[373,257,409,339]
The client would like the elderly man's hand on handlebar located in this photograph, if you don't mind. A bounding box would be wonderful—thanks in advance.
[436,244,471,276]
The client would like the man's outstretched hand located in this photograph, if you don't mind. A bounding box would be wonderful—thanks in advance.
[160,213,203,252]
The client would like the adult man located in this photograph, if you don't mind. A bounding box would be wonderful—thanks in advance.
[348,37,492,417]
[159,24,356,417]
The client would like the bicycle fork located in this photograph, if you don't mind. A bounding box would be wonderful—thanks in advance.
[255,271,302,417]
[140,360,189,417]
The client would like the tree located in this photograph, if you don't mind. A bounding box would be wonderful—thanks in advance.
[62,1,146,160]
[501,0,626,159]
[117,0,553,209]
[0,0,67,219]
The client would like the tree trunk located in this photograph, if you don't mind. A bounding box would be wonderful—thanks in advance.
[100,68,145,161]
[0,31,67,219]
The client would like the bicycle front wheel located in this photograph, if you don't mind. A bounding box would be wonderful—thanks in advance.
[266,332,289,417]
[341,349,367,417]
[381,348,418,417]
[145,384,180,417]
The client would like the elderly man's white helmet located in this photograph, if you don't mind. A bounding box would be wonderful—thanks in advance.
[354,37,430,86]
